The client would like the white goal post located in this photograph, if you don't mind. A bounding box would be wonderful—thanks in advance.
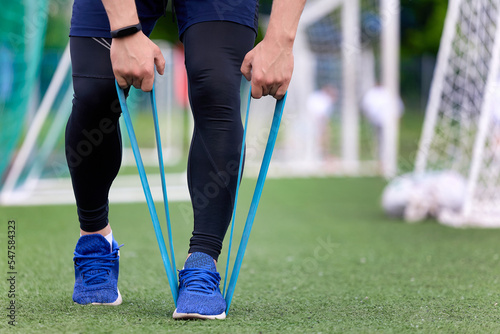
[279,0,400,177]
[1,0,401,206]
[0,42,189,206]
[413,0,500,227]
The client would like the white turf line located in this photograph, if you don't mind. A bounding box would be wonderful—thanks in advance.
[0,173,190,206]
[0,160,381,206]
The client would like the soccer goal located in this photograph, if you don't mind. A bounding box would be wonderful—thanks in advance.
[0,0,48,184]
[413,0,500,227]
[255,0,400,177]
[1,0,400,206]
[0,41,190,206]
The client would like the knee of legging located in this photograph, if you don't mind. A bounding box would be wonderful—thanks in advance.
[188,67,240,112]
[72,76,122,119]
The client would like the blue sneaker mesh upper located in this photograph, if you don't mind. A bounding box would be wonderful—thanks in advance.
[72,234,121,305]
[176,252,226,315]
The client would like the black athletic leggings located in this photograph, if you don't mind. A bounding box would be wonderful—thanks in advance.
[66,22,256,261]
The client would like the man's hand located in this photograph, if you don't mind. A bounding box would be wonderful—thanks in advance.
[241,0,305,100]
[101,0,164,92]
[110,31,165,92]
[241,38,293,100]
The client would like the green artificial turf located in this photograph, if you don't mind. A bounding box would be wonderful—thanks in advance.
[2,177,500,333]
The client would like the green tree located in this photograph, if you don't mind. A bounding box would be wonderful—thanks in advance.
[400,0,448,58]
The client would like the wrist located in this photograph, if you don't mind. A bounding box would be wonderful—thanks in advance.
[110,22,142,38]
[263,34,295,53]
[264,27,296,49]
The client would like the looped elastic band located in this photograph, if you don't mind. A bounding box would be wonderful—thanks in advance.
[116,81,287,312]
[223,89,287,313]
[115,81,178,305]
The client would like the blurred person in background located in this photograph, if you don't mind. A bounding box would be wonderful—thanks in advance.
[361,82,404,166]
[306,85,337,162]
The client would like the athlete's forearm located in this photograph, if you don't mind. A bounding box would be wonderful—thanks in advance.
[265,0,306,46]
[101,0,140,31]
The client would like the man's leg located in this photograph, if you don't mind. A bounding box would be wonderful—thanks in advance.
[173,21,255,319]
[67,37,122,234]
[66,36,123,305]
[184,21,256,262]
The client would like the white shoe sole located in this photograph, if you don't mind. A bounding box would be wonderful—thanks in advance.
[91,289,122,305]
[74,289,122,306]
[172,309,226,320]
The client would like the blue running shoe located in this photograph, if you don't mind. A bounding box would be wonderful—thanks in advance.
[73,234,122,305]
[173,252,226,319]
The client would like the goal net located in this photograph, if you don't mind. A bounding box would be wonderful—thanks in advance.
[0,0,48,182]
[412,0,500,227]
[1,0,400,206]
[0,42,190,206]
[256,0,399,177]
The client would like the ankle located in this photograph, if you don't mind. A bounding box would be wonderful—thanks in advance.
[80,224,112,237]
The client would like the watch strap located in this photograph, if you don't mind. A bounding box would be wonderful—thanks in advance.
[110,23,142,38]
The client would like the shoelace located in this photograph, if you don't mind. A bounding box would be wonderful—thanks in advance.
[179,268,221,294]
[73,245,122,285]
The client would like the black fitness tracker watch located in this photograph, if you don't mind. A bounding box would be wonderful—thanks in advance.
[110,23,142,38]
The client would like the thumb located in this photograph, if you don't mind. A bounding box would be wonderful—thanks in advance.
[240,52,253,82]
[154,47,166,75]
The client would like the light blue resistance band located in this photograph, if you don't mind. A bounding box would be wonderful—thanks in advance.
[116,81,286,312]
[223,90,288,313]
[222,90,252,300]
[115,81,178,305]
